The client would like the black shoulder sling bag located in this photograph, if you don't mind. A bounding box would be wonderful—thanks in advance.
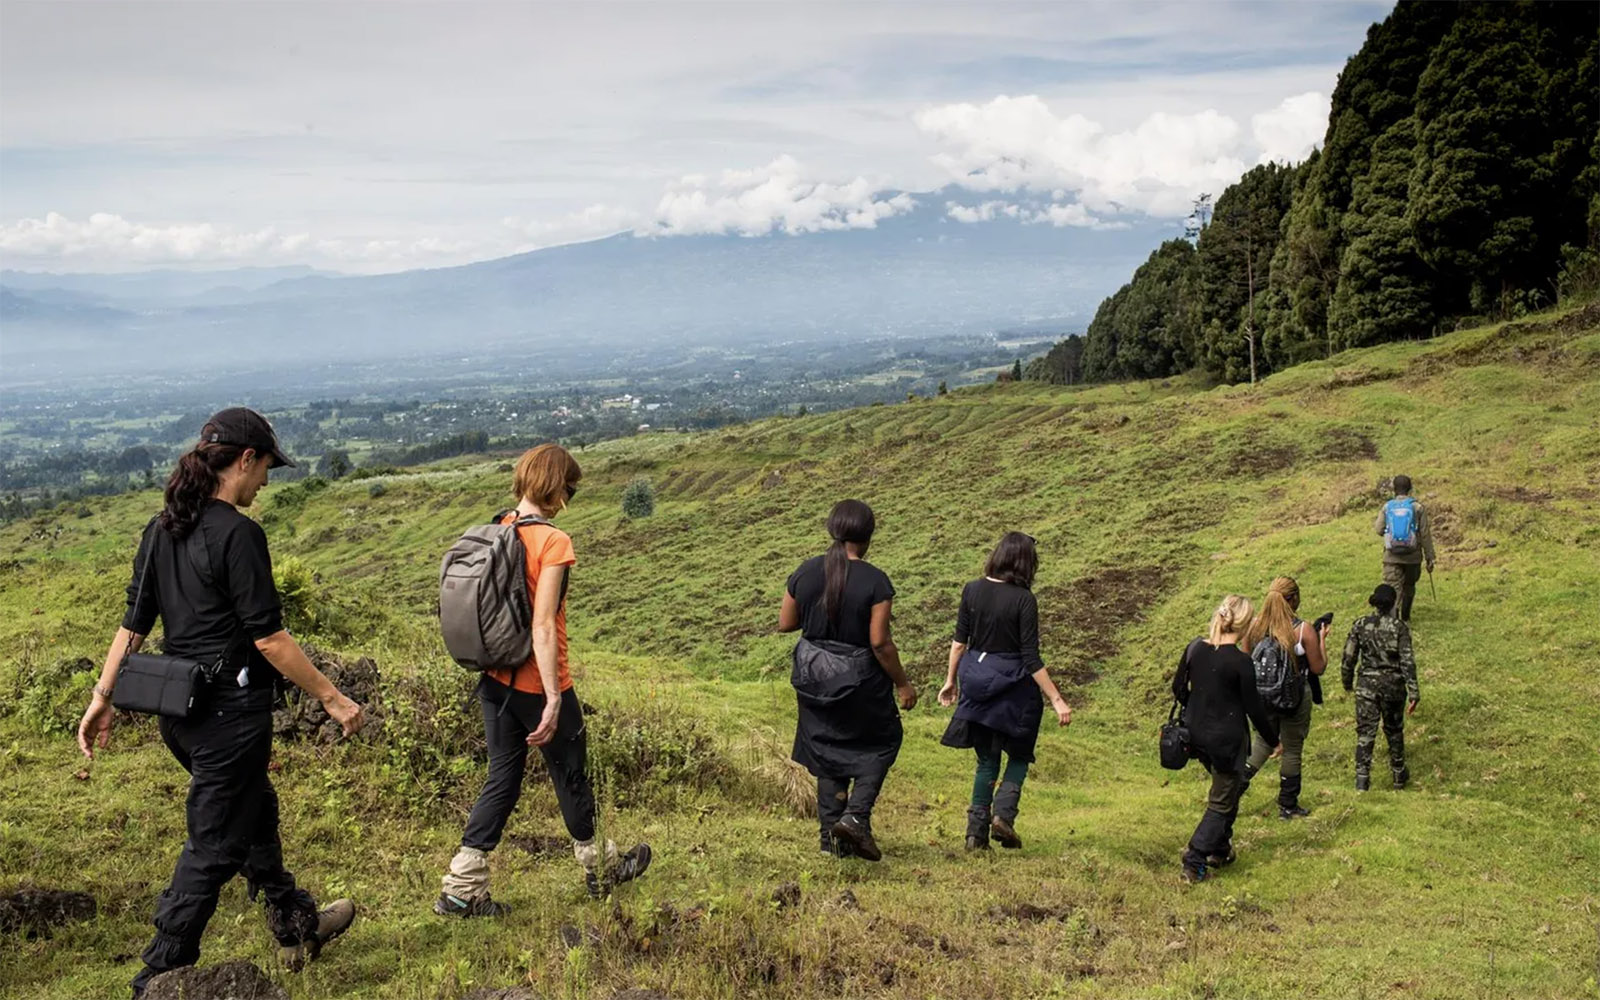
[1159,640,1197,771]
[112,523,245,719]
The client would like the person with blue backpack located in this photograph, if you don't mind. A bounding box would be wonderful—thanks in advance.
[1376,475,1435,622]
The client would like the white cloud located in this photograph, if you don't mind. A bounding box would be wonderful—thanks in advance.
[945,198,1125,230]
[1252,91,1331,165]
[0,212,477,270]
[501,203,639,248]
[945,200,1022,223]
[916,93,1323,218]
[643,155,915,237]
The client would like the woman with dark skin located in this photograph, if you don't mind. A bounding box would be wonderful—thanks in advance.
[779,499,917,861]
[75,408,365,997]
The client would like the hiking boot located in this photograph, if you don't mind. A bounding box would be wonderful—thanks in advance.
[1278,804,1311,820]
[990,815,1023,849]
[586,843,653,897]
[991,781,1023,849]
[1180,862,1209,884]
[830,815,882,862]
[1355,770,1371,792]
[1392,765,1410,790]
[964,805,992,852]
[279,898,355,971]
[433,891,511,919]
[1204,849,1236,868]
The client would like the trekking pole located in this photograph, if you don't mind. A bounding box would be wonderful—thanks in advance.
[1427,567,1436,601]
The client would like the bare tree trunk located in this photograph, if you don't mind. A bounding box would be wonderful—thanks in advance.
[1246,244,1258,384]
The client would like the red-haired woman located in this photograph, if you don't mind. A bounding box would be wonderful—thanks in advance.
[435,443,651,917]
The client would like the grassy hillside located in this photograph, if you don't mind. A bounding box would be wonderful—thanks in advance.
[3,304,1598,1000]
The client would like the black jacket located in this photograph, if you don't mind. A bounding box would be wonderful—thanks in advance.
[1173,638,1279,772]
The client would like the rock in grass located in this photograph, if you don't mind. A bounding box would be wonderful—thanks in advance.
[463,989,542,1000]
[142,961,287,1000]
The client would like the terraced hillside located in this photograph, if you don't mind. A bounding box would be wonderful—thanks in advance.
[2,304,1598,999]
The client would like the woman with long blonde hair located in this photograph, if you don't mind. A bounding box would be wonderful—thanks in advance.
[1172,595,1279,882]
[1241,576,1329,819]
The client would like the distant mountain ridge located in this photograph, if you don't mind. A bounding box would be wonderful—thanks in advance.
[0,189,1168,386]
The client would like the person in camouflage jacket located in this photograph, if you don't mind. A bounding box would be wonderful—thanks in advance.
[1340,584,1420,791]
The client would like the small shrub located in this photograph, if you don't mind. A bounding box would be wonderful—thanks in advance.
[367,481,388,498]
[271,555,350,640]
[586,701,731,808]
[8,655,96,736]
[621,478,655,519]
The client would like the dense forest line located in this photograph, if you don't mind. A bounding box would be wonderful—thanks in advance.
[1027,1,1599,386]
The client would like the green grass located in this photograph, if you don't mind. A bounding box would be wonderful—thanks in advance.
[2,303,1598,999]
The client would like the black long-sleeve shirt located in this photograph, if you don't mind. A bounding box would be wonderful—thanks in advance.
[124,500,284,689]
[953,578,1044,673]
[1173,638,1279,770]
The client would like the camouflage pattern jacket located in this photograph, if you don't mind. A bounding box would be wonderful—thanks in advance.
[1340,613,1420,702]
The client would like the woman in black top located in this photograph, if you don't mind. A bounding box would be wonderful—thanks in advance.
[937,533,1072,850]
[779,499,917,861]
[75,408,366,998]
[1172,594,1279,883]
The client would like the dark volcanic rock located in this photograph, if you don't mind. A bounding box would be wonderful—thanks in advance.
[142,961,287,1000]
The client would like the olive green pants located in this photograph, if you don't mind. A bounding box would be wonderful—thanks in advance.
[1247,681,1313,778]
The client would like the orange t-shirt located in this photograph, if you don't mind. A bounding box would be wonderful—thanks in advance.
[486,516,576,694]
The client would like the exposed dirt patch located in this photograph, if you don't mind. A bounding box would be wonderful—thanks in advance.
[1484,485,1555,506]
[987,902,1072,923]
[1314,426,1379,462]
[143,961,286,1000]
[463,990,541,1000]
[611,992,673,1000]
[0,889,95,937]
[1322,367,1399,389]
[770,881,801,910]
[509,835,571,859]
[1036,566,1173,683]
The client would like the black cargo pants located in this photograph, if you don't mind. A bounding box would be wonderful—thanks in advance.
[461,677,596,851]
[133,688,316,995]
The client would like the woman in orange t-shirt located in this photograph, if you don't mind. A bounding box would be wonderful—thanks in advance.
[434,444,651,916]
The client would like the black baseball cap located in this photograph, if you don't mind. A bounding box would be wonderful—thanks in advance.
[204,407,295,468]
[1369,583,1398,607]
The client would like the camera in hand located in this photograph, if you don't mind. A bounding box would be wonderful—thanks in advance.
[1313,612,1334,630]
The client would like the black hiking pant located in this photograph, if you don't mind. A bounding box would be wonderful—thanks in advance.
[462,677,595,851]
[134,688,316,995]
[816,770,887,839]
[1183,762,1245,869]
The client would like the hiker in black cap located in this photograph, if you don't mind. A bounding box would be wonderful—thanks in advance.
[76,407,366,997]
[1340,584,1420,790]
[779,499,917,861]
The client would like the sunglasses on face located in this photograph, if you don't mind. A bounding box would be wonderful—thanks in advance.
[564,483,578,501]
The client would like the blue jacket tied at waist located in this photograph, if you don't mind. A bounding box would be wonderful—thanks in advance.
[953,648,1040,739]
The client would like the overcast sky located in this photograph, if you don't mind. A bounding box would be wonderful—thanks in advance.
[0,0,1392,273]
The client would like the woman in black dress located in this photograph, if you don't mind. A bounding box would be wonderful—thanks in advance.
[779,499,918,861]
[937,532,1072,850]
[1172,594,1280,882]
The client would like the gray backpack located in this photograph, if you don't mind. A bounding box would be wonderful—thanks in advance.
[438,511,549,672]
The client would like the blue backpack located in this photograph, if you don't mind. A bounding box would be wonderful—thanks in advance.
[1383,497,1418,553]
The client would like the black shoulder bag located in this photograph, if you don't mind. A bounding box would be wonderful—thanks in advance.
[112,525,243,719]
[1159,641,1197,771]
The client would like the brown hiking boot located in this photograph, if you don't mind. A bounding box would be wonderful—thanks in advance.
[280,898,354,972]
